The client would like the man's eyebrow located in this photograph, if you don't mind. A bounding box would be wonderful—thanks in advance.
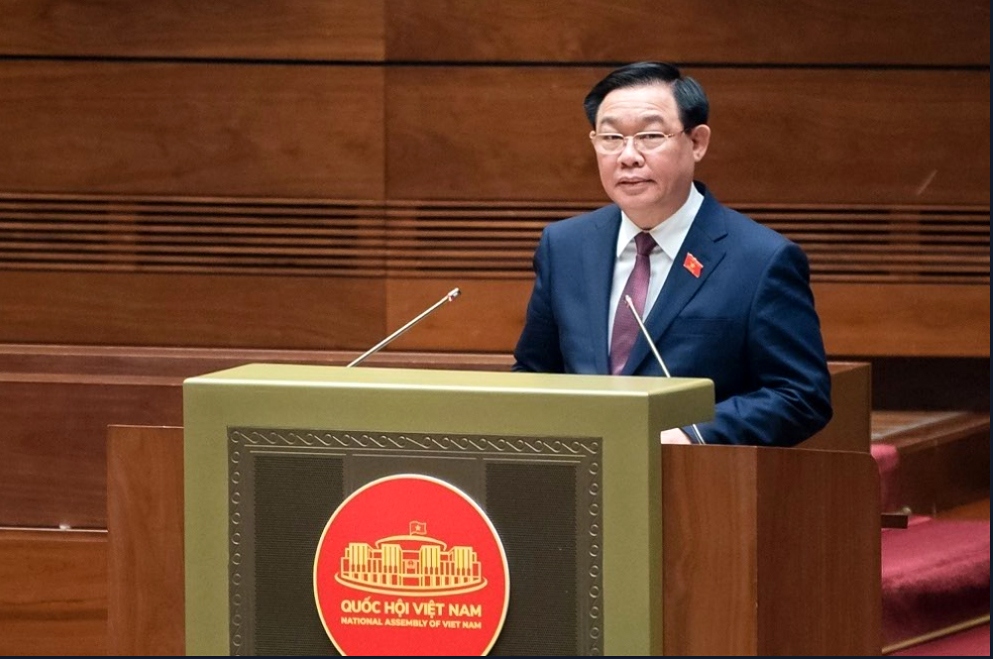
[597,112,671,128]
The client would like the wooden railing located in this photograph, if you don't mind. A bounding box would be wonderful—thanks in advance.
[0,344,869,528]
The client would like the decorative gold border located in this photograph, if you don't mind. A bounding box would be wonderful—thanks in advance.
[228,427,603,656]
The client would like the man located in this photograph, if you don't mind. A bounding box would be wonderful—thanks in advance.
[512,61,832,446]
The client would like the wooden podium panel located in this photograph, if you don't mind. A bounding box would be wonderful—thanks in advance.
[106,425,185,656]
[801,361,872,453]
[182,364,715,655]
[660,445,881,655]
[107,433,882,656]
[91,357,880,655]
[166,364,880,655]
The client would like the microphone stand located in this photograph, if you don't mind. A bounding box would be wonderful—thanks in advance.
[624,295,707,444]
[346,288,461,368]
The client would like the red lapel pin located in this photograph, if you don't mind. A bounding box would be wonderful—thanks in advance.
[683,252,703,278]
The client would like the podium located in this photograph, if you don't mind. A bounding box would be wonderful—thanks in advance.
[176,363,880,656]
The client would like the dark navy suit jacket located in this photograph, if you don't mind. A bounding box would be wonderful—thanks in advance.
[512,183,832,446]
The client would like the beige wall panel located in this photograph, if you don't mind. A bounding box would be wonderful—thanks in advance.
[0,61,384,197]
[387,0,989,65]
[0,272,386,349]
[815,283,990,357]
[0,0,384,60]
[388,67,990,206]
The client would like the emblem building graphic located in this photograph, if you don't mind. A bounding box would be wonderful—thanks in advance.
[337,521,487,596]
[314,474,511,656]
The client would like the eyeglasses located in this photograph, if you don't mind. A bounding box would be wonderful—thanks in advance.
[589,130,686,154]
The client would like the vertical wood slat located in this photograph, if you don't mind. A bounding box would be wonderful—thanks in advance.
[660,447,759,654]
[107,425,185,656]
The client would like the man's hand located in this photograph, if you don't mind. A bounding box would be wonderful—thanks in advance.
[659,428,692,444]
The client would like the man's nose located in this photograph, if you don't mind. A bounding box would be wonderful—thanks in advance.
[617,137,644,165]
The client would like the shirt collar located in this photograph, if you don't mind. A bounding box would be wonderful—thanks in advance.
[616,183,705,259]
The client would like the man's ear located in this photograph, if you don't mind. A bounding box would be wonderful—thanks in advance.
[688,124,711,162]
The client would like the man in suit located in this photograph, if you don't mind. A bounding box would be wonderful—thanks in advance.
[513,61,832,446]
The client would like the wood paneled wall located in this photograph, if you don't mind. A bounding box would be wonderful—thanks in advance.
[0,6,986,651]
[0,1,987,358]
[0,0,986,529]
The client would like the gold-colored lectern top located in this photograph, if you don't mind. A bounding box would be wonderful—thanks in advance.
[183,363,714,656]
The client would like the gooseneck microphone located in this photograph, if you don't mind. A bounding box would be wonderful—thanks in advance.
[346,288,462,367]
[623,295,707,444]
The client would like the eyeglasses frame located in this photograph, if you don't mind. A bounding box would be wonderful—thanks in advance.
[588,128,692,154]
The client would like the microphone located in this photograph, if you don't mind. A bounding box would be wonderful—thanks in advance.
[623,294,707,444]
[346,288,461,367]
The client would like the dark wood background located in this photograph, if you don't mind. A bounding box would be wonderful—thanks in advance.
[0,0,987,356]
[0,3,988,652]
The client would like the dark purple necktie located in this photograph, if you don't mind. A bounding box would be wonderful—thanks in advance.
[609,232,656,375]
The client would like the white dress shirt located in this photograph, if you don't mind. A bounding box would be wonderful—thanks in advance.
[607,184,704,347]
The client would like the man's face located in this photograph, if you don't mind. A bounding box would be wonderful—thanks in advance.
[592,83,710,229]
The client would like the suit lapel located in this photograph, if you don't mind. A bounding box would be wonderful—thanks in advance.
[623,195,728,375]
[582,206,621,374]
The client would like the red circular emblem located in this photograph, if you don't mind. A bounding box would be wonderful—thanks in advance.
[314,475,510,656]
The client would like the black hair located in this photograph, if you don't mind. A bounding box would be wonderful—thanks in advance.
[582,61,709,130]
